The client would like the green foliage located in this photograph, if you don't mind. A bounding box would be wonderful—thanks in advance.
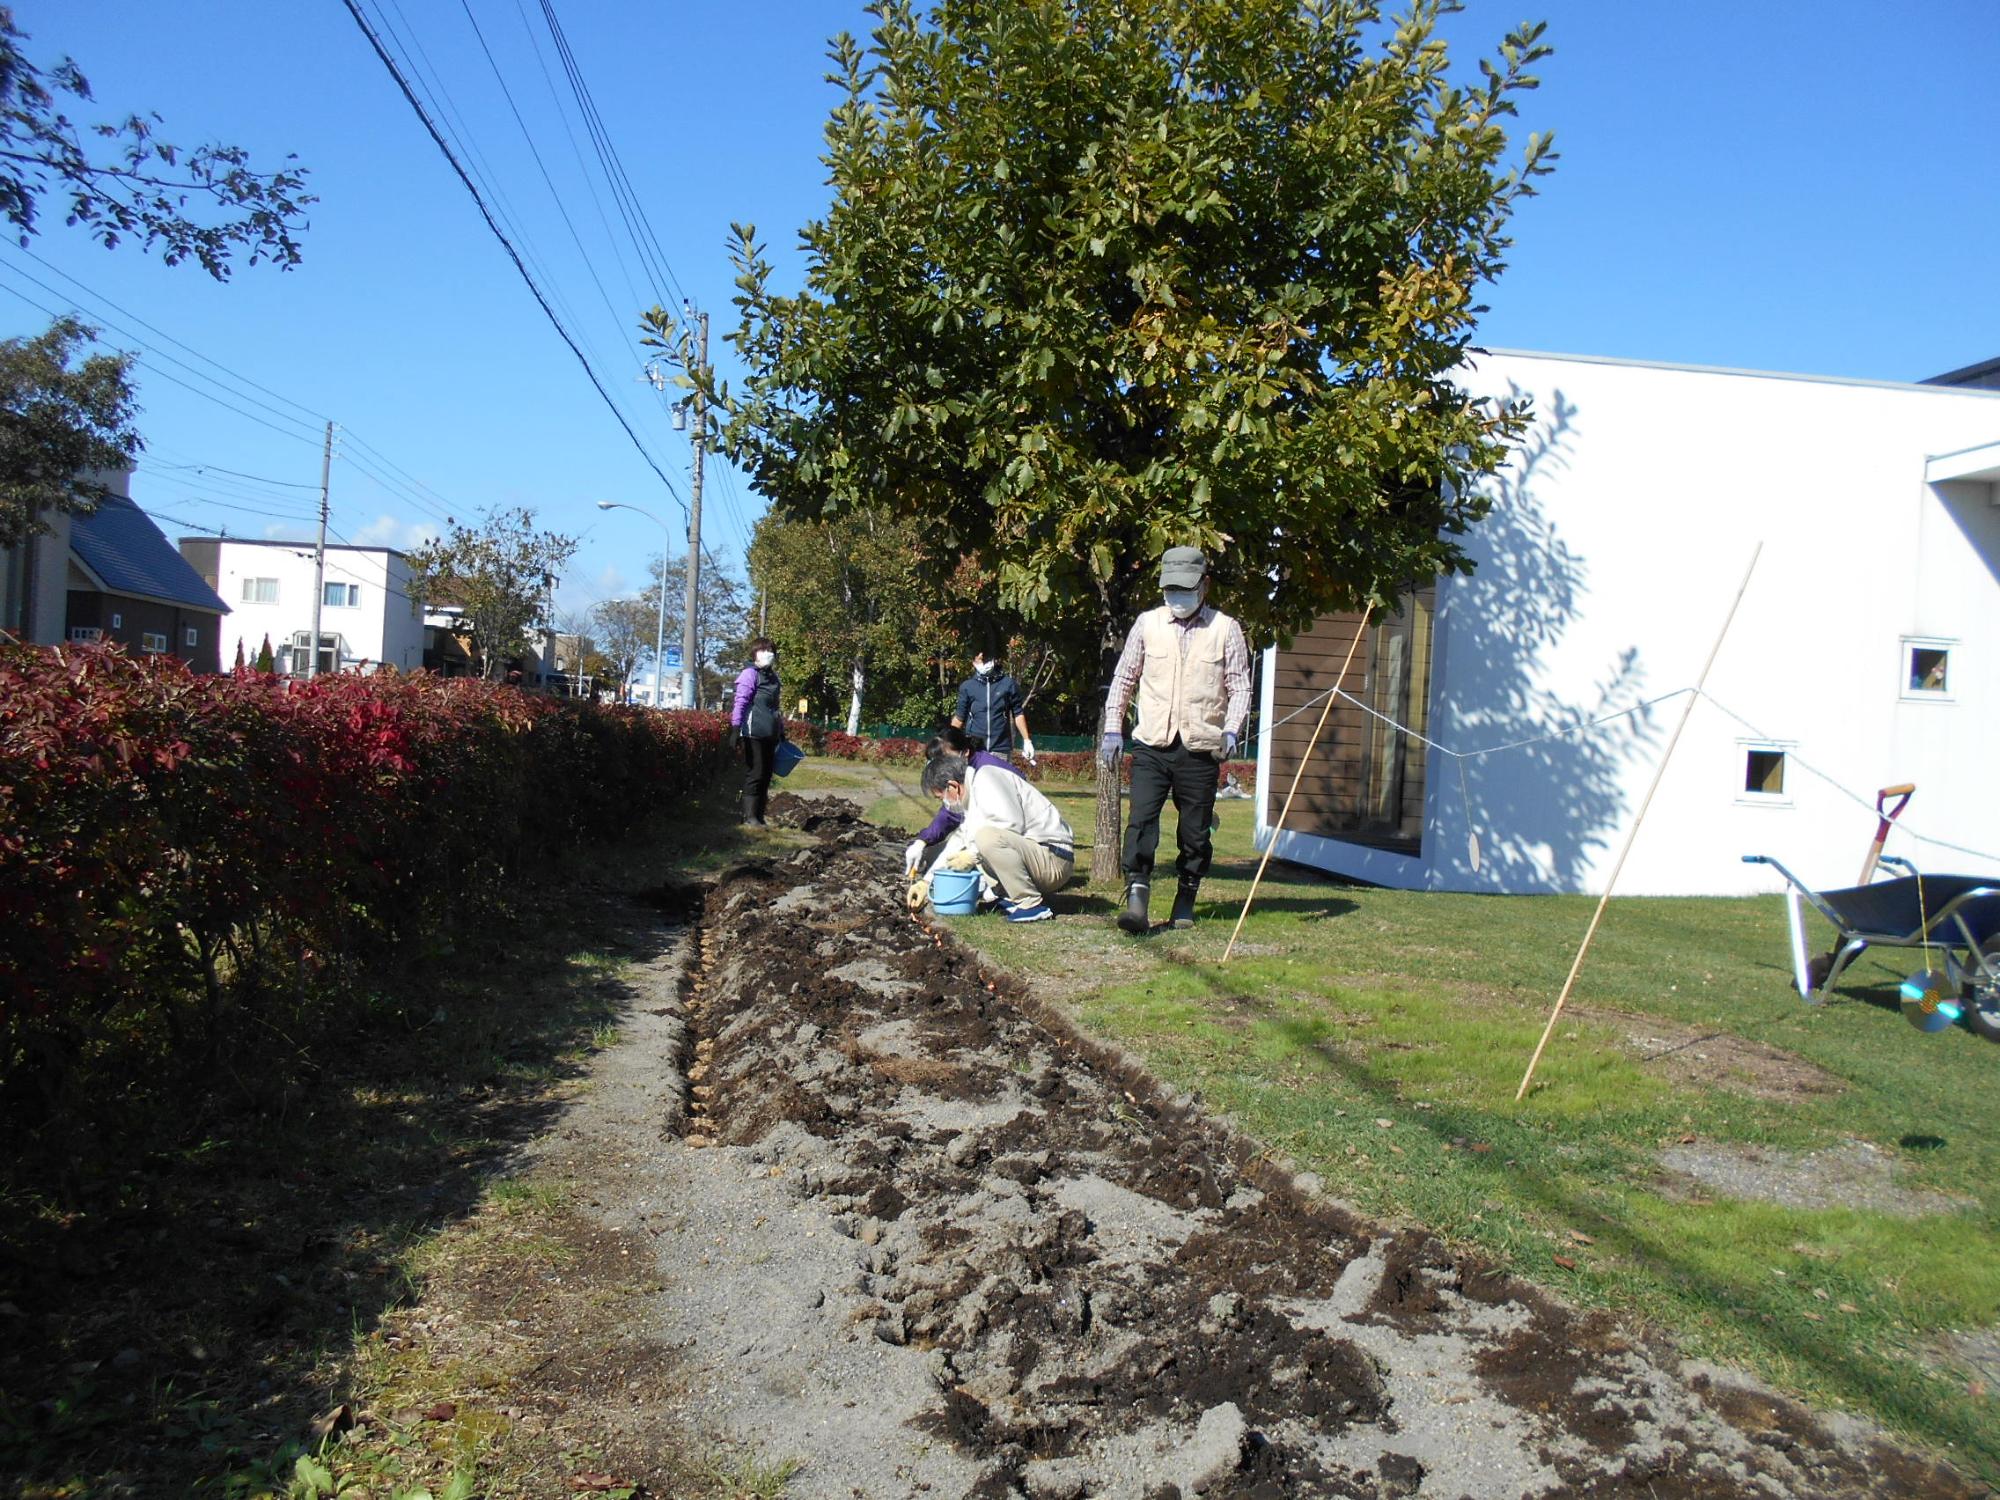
[750,507,943,729]
[717,0,1557,641]
[408,506,577,681]
[0,10,313,277]
[0,315,140,546]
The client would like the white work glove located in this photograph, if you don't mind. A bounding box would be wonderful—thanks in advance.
[904,838,926,875]
[1021,737,1037,767]
[1099,731,1123,768]
[1222,730,1238,760]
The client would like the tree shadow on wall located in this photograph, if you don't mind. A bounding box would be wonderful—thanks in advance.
[1433,387,1661,893]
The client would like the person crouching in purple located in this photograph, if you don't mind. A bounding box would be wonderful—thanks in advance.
[903,727,1024,876]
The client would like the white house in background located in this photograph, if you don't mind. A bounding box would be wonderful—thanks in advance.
[624,660,686,709]
[1256,349,2000,897]
[179,537,425,674]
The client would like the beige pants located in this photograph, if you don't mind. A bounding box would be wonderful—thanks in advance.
[972,826,1073,904]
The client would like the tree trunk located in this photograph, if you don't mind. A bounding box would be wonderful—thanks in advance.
[1092,751,1123,887]
[847,657,865,735]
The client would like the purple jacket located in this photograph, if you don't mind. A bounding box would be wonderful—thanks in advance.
[730,665,759,728]
[915,751,1022,845]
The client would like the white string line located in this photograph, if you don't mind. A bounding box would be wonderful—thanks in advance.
[1694,692,2000,868]
[1254,675,2000,869]
[1256,681,1690,761]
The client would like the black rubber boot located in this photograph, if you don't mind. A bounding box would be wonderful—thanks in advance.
[1171,880,1200,929]
[742,792,765,828]
[755,788,771,825]
[1117,881,1150,935]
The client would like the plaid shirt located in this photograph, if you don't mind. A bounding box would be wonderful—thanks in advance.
[1101,605,1252,739]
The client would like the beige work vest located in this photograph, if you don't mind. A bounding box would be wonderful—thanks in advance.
[1132,606,1232,754]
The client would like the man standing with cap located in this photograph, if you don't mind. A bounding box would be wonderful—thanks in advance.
[1100,546,1252,933]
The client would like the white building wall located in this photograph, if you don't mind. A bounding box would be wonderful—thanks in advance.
[1258,351,2000,896]
[200,541,423,672]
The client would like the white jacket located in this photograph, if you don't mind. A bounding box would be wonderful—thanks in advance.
[954,762,1073,852]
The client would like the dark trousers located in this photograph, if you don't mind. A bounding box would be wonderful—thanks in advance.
[741,733,778,811]
[1122,737,1219,886]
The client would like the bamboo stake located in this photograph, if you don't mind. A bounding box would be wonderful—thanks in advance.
[1222,606,1373,963]
[1515,543,1763,1101]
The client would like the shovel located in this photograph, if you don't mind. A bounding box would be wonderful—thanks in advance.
[1856,783,1915,886]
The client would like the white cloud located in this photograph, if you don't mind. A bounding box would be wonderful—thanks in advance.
[349,513,442,551]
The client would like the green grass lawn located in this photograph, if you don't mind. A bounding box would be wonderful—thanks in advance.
[868,779,2000,1482]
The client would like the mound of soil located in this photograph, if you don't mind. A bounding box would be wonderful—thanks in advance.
[639,798,1978,1499]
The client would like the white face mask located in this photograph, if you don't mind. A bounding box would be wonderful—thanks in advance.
[754,650,775,668]
[942,789,966,815]
[974,660,994,677]
[1163,587,1204,619]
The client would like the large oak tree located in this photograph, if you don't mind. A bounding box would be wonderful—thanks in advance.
[716,0,1556,877]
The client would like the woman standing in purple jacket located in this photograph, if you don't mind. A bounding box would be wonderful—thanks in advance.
[730,637,784,827]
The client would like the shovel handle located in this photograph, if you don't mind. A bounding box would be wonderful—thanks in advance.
[1879,783,1915,800]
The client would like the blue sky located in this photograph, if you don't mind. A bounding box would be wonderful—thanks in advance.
[5,2,1995,618]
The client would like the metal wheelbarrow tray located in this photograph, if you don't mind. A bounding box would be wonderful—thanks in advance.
[1743,854,2000,1041]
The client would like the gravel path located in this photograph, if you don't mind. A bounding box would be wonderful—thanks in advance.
[547,795,1983,1499]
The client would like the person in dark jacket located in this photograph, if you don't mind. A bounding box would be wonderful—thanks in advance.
[951,648,1036,762]
[730,636,785,827]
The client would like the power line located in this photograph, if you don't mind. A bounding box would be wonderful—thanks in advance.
[0,253,327,442]
[147,457,320,490]
[9,243,329,425]
[455,0,635,355]
[340,0,688,515]
[534,0,687,310]
[507,0,650,323]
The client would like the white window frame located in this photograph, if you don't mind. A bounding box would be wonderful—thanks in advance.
[1900,635,1955,703]
[110,612,122,629]
[1736,738,1795,808]
[184,625,199,647]
[68,626,103,643]
[289,630,343,677]
[323,581,359,608]
[242,577,280,605]
[139,631,168,654]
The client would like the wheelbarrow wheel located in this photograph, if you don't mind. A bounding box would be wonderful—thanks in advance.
[1964,981,2000,1044]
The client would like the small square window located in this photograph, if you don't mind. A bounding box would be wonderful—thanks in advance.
[1745,749,1786,796]
[184,626,198,647]
[110,612,122,629]
[1909,646,1948,694]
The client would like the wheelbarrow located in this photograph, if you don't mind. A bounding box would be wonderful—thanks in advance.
[1742,853,2000,1041]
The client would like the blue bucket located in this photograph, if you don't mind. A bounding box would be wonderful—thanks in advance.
[929,867,981,915]
[773,740,805,778]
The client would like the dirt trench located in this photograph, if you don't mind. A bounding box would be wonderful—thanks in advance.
[638,795,1980,1499]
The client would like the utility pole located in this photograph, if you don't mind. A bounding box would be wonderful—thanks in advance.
[307,421,335,678]
[679,308,708,712]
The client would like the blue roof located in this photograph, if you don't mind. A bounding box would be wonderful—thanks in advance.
[70,495,229,614]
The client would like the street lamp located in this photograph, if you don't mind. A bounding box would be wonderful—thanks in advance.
[596,500,670,708]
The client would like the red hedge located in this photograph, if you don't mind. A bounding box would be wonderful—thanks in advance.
[0,644,731,1121]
